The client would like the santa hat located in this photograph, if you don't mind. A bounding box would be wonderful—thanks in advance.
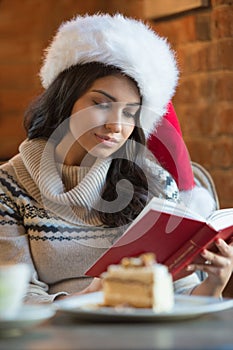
[148,101,195,191]
[148,102,218,217]
[39,13,179,138]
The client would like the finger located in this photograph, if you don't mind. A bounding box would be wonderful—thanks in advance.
[215,239,232,258]
[201,249,229,268]
[201,249,218,264]
[228,237,233,246]
[186,263,220,275]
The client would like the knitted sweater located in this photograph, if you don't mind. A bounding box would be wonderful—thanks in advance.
[0,139,200,303]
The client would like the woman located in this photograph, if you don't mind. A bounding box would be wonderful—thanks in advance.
[0,14,232,303]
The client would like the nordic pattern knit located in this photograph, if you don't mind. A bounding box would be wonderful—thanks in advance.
[0,139,200,303]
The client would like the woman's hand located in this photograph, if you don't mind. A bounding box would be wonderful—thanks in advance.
[55,277,102,301]
[187,239,233,297]
[77,277,103,295]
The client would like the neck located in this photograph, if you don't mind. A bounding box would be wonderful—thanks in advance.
[55,131,95,167]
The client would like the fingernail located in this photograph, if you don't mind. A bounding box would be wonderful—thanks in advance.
[186,265,195,271]
[201,250,207,257]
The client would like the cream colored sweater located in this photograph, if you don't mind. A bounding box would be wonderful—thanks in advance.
[0,139,200,303]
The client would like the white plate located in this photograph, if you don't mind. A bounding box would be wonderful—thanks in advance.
[55,292,233,322]
[0,304,55,336]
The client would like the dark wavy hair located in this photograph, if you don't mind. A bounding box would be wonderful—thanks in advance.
[24,62,159,227]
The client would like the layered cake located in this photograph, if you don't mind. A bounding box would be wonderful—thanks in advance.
[102,253,174,312]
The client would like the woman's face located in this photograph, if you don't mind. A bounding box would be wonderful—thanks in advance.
[68,74,140,165]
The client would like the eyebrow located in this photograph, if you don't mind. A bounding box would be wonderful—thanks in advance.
[91,89,140,107]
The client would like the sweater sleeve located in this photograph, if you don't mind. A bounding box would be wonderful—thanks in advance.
[173,273,201,295]
[0,176,67,304]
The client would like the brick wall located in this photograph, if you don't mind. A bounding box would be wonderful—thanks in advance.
[0,0,232,207]
[150,0,233,208]
[0,0,106,160]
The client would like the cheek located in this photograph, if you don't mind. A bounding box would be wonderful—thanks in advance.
[123,123,135,139]
[70,108,106,139]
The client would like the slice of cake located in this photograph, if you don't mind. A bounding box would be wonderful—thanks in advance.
[102,253,174,312]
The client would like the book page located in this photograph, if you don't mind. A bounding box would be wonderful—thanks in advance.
[152,198,205,221]
[127,197,205,234]
[146,197,204,220]
[207,208,233,231]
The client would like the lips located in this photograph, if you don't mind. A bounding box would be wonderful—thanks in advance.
[94,133,122,148]
[95,133,119,144]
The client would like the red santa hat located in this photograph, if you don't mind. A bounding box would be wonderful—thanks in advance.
[148,102,218,217]
[147,101,195,191]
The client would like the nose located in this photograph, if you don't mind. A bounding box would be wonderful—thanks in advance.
[105,110,122,133]
[105,122,122,133]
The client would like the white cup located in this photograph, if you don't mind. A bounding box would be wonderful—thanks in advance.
[0,263,30,319]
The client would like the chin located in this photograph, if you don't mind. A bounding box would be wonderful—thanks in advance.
[89,145,121,159]
[88,150,113,159]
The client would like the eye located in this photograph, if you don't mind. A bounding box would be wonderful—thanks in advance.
[123,110,134,118]
[93,100,110,109]
[123,108,138,119]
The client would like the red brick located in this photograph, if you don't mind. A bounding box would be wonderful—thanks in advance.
[178,72,233,102]
[216,103,233,134]
[0,113,25,137]
[211,136,233,167]
[215,72,233,101]
[176,74,218,104]
[184,138,214,169]
[198,74,217,101]
[173,104,219,137]
[0,113,26,159]
[217,40,233,69]
[177,33,222,74]
[0,63,39,89]
[212,169,233,208]
[211,0,233,7]
[103,0,144,17]
[210,41,231,71]
[177,43,214,74]
[177,40,233,75]
[0,1,53,39]
[195,13,211,41]
[151,15,196,45]
[211,5,233,38]
[0,89,36,114]
[174,78,199,103]
[0,137,24,160]
[185,137,233,184]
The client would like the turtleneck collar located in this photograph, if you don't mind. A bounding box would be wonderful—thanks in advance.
[12,139,112,225]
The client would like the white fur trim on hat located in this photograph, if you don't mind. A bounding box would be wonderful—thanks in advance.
[180,186,217,219]
[40,13,179,137]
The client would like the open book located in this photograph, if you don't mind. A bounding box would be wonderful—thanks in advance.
[85,197,233,280]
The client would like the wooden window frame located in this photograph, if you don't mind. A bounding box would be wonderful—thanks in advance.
[143,0,210,19]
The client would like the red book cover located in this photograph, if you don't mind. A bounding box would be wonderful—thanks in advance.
[165,224,233,277]
[85,198,233,279]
